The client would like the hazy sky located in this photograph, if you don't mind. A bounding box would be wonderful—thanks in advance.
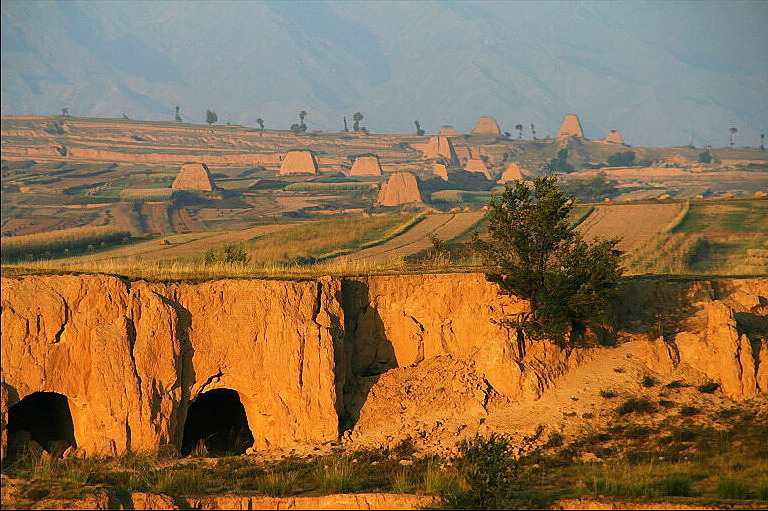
[2,0,766,146]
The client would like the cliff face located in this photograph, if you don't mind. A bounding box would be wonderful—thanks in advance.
[1,273,766,458]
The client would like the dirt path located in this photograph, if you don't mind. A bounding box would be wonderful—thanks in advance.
[576,202,684,253]
[347,211,484,263]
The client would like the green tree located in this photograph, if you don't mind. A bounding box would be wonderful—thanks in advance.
[175,106,182,122]
[299,110,307,131]
[729,127,737,148]
[290,123,303,135]
[256,118,264,136]
[472,177,622,345]
[531,123,537,140]
[545,148,574,173]
[343,116,349,132]
[206,109,218,126]
[698,150,712,164]
[760,133,765,151]
[352,111,363,132]
[415,120,425,136]
[61,107,69,116]
[515,123,523,139]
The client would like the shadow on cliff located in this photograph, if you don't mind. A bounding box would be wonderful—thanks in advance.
[154,293,196,449]
[339,279,397,434]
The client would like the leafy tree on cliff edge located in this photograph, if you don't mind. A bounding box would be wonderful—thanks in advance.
[206,109,218,126]
[472,176,623,347]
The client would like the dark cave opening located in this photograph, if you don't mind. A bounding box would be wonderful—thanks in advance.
[7,391,76,458]
[181,388,254,456]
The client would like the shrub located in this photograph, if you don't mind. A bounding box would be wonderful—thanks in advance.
[444,434,518,510]
[665,380,687,389]
[257,471,298,496]
[716,477,748,499]
[544,432,564,449]
[640,376,657,388]
[617,398,657,416]
[661,472,692,496]
[390,469,414,493]
[315,457,354,493]
[607,151,636,167]
[679,406,701,417]
[600,390,618,399]
[698,382,720,394]
[155,468,206,496]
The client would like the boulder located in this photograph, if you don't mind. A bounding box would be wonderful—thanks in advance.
[471,116,501,135]
[280,150,318,174]
[605,130,624,144]
[171,163,215,191]
[558,114,584,138]
[350,155,383,176]
[376,172,422,206]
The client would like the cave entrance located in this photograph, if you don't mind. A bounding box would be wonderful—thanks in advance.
[181,388,254,456]
[7,392,76,458]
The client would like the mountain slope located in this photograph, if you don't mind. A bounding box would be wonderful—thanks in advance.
[1,0,765,146]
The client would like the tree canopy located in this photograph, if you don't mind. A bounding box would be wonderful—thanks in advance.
[472,177,623,345]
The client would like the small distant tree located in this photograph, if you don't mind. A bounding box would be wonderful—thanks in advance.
[503,132,512,139]
[256,117,264,136]
[299,110,307,131]
[698,150,712,164]
[472,177,623,345]
[761,133,765,151]
[206,109,218,126]
[61,107,69,116]
[290,123,303,135]
[729,127,737,149]
[175,106,182,122]
[531,123,537,140]
[607,151,636,167]
[415,120,425,136]
[122,113,129,120]
[343,116,349,132]
[515,123,523,140]
[545,148,574,173]
[352,111,364,132]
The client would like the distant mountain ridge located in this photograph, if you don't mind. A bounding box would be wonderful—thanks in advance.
[1,0,765,147]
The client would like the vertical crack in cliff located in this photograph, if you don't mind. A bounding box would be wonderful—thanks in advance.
[125,316,143,404]
[52,294,69,344]
[409,315,426,365]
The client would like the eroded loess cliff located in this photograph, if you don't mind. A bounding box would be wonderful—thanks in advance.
[1,273,766,458]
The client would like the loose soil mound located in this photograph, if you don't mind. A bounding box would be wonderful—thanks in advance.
[558,113,585,138]
[350,155,383,176]
[376,172,422,206]
[280,150,318,174]
[432,163,448,180]
[171,162,215,191]
[471,116,501,135]
[465,158,491,179]
[498,161,528,182]
[438,125,458,136]
[605,129,624,144]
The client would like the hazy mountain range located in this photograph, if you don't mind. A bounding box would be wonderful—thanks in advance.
[2,0,766,147]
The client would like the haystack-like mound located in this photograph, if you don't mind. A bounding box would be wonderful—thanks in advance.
[558,114,584,138]
[172,162,215,191]
[605,130,623,144]
[421,136,458,165]
[280,150,318,174]
[471,116,501,135]
[350,155,383,176]
[465,158,491,179]
[376,172,422,206]
[439,125,458,136]
[498,162,527,183]
[432,163,448,180]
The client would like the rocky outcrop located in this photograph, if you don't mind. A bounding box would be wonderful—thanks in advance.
[438,125,458,136]
[558,114,584,138]
[419,136,458,165]
[471,116,501,135]
[350,155,383,176]
[2,274,766,458]
[376,172,422,206]
[465,158,491,179]
[172,163,215,191]
[605,130,624,144]
[432,163,448,180]
[280,150,319,174]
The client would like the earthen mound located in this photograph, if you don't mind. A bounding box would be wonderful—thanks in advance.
[465,158,491,179]
[376,172,422,206]
[471,116,501,135]
[605,130,624,144]
[432,163,448,180]
[498,162,527,183]
[350,155,383,176]
[280,150,318,175]
[438,125,458,136]
[172,162,215,191]
[420,136,458,165]
[558,114,584,138]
